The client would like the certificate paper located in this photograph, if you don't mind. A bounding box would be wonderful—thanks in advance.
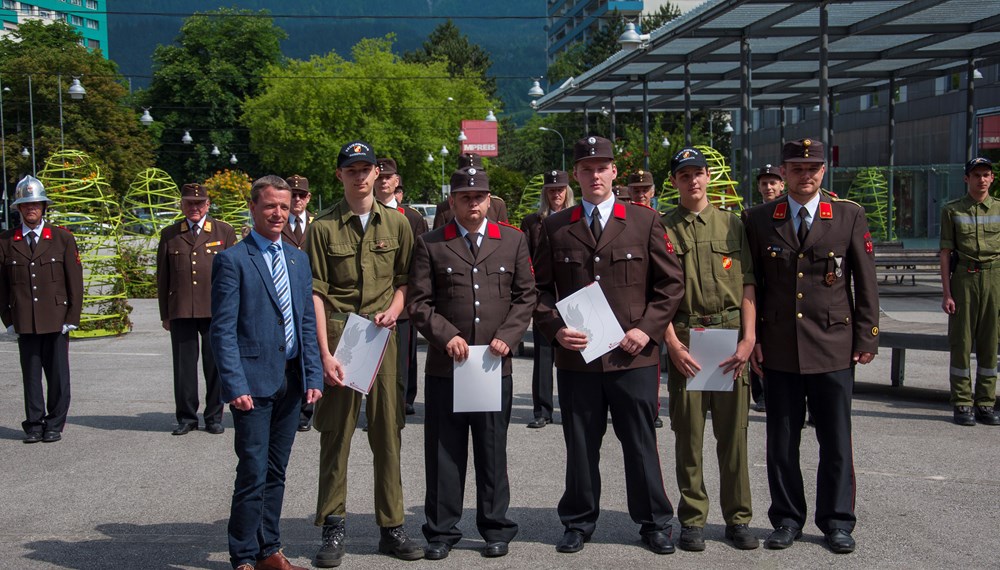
[453,345,502,413]
[686,328,738,392]
[333,313,391,395]
[555,281,626,363]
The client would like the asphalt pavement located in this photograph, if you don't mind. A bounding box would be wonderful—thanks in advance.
[2,278,998,569]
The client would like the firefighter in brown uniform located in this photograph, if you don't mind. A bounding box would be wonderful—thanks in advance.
[939,157,1000,426]
[661,148,758,552]
[1,176,84,444]
[308,141,421,567]
[744,138,879,554]
[374,158,428,416]
[534,136,685,555]
[748,164,785,412]
[520,170,575,428]
[407,167,535,560]
[432,153,508,229]
[157,183,238,436]
[282,175,316,432]
[627,170,656,208]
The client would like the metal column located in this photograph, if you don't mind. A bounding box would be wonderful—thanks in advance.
[584,107,590,136]
[643,78,650,171]
[780,102,786,147]
[819,1,830,188]
[610,96,617,142]
[740,36,752,204]
[888,76,896,240]
[966,58,976,161]
[684,62,692,146]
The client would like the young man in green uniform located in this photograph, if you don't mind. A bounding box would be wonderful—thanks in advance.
[306,141,422,566]
[661,148,758,552]
[939,157,1000,427]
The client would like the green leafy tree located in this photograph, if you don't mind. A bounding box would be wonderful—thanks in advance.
[243,36,494,205]
[403,20,497,99]
[0,20,155,195]
[142,8,286,185]
[642,3,683,32]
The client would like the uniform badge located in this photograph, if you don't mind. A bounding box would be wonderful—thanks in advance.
[773,203,788,219]
[587,136,596,145]
[75,250,82,265]
[664,233,675,254]
[41,227,53,240]
[819,202,833,219]
[375,240,387,249]
[825,272,836,286]
[722,256,733,270]
[551,170,558,176]
[468,168,477,175]
[204,221,213,233]
[871,326,879,336]
[206,240,222,247]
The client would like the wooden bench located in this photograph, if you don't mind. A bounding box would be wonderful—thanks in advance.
[874,245,940,285]
[879,331,949,387]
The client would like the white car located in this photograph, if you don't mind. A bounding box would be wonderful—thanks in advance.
[407,203,437,228]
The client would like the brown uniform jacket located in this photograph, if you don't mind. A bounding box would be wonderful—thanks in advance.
[157,217,237,321]
[398,205,429,242]
[520,213,544,257]
[534,200,684,372]
[280,212,314,251]
[407,220,536,378]
[0,224,84,334]
[744,192,879,374]
[433,196,508,229]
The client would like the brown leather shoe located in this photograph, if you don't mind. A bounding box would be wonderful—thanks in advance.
[256,550,307,570]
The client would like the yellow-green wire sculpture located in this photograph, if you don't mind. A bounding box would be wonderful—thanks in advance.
[121,168,180,298]
[847,167,894,241]
[39,150,131,337]
[656,145,743,214]
[510,173,544,229]
[204,169,252,235]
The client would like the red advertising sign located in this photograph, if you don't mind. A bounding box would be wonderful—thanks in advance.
[460,120,498,157]
[979,114,1000,149]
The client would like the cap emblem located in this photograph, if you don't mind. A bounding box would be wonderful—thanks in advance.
[468,168,477,175]
[587,136,596,144]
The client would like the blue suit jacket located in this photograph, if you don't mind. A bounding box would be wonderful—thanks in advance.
[210,236,323,402]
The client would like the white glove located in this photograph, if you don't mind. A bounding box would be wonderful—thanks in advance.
[61,324,78,335]
[6,325,15,335]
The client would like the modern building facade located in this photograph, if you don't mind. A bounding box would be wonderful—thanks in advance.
[547,0,643,63]
[1,0,108,54]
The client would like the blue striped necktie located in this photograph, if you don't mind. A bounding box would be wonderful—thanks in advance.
[268,242,295,355]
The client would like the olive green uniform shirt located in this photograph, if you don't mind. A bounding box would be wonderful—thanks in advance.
[662,204,754,322]
[307,199,413,315]
[939,194,1000,263]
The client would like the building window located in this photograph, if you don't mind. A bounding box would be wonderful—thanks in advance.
[894,85,907,103]
[2,0,16,9]
[87,38,99,49]
[86,0,96,8]
[68,0,82,6]
[85,17,97,29]
[69,14,81,25]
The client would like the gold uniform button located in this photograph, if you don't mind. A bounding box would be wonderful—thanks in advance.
[192,252,197,256]
[796,312,803,319]
[828,251,835,257]
[192,261,197,265]
[192,270,197,275]
[193,281,198,285]
[770,252,777,258]
[797,272,804,278]
[796,293,803,299]
[845,317,851,323]
[798,253,805,259]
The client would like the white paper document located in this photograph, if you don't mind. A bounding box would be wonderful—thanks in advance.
[555,281,626,364]
[333,313,391,395]
[453,345,503,413]
[686,328,738,392]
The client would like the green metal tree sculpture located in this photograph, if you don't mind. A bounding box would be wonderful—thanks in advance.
[121,168,181,298]
[510,173,545,228]
[656,145,742,214]
[39,150,131,336]
[847,167,894,241]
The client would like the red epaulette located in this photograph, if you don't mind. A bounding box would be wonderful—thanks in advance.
[613,202,627,219]
[497,221,522,233]
[819,202,833,219]
[486,221,501,239]
[397,206,405,215]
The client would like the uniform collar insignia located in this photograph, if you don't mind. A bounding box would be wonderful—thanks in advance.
[443,221,459,240]
[397,206,405,214]
[486,221,501,239]
[570,204,584,223]
[13,228,23,241]
[613,202,627,219]
[819,202,833,219]
[204,220,213,233]
[41,227,53,240]
[773,202,788,219]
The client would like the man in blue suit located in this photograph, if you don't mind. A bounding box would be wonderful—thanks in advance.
[211,174,334,570]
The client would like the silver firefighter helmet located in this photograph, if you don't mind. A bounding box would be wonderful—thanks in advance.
[11,175,53,207]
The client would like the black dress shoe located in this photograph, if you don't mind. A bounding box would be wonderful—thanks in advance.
[527,417,551,429]
[678,526,705,552]
[405,404,415,416]
[974,406,1000,426]
[205,423,225,435]
[172,423,197,436]
[641,530,675,554]
[954,406,976,426]
[824,529,855,553]
[556,530,586,553]
[765,526,802,550]
[725,524,759,550]
[298,420,312,432]
[23,432,42,444]
[482,541,508,557]
[752,399,767,413]
[42,430,61,443]
[653,416,664,429]
[424,541,450,560]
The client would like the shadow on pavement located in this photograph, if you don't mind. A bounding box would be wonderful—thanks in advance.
[67,412,189,432]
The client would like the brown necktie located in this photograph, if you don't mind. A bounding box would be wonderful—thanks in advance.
[27,231,37,252]
[797,207,810,246]
[590,207,603,242]
[293,217,303,240]
[467,232,480,259]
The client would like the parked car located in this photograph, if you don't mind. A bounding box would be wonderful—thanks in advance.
[47,212,114,234]
[408,203,437,228]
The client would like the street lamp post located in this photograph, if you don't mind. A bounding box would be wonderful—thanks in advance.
[538,127,565,171]
[439,145,449,201]
[0,76,8,229]
[27,74,35,176]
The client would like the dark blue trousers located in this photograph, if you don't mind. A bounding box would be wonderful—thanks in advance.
[228,366,302,567]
